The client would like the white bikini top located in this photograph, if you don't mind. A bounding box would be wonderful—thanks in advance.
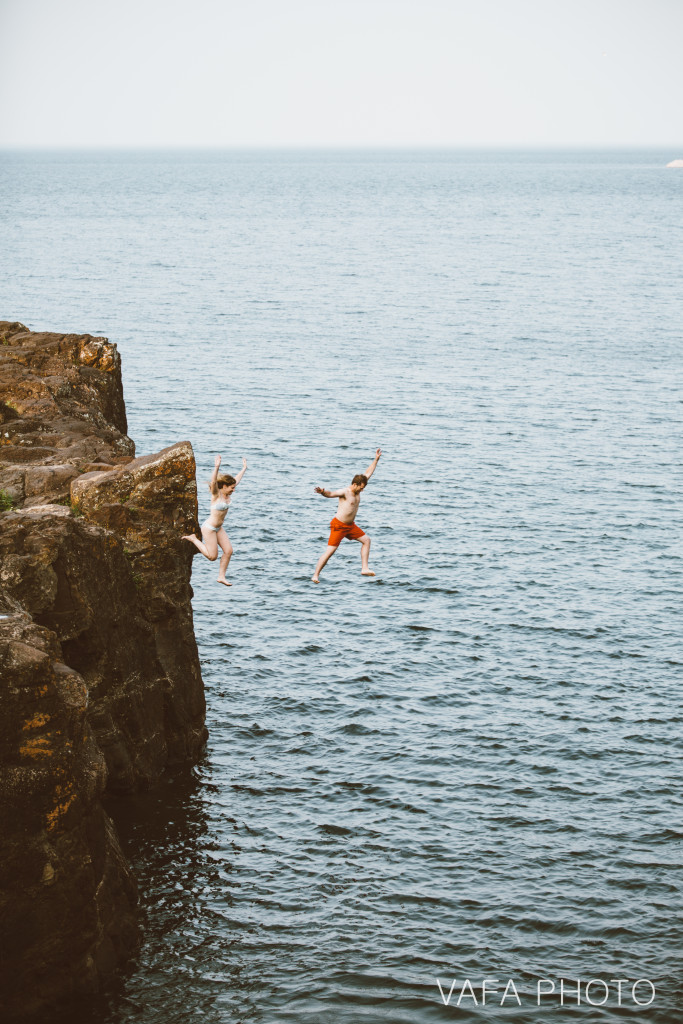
[211,499,230,512]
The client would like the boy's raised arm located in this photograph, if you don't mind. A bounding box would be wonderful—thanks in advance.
[364,448,382,480]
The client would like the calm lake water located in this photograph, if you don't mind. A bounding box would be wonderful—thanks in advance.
[1,150,682,1022]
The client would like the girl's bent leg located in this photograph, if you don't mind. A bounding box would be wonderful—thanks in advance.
[182,525,219,561]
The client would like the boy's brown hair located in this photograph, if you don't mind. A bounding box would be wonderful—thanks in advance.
[217,475,236,489]
[351,474,368,487]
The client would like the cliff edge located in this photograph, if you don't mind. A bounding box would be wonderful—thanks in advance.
[0,322,207,1017]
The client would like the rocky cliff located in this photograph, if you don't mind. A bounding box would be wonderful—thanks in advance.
[0,322,207,1018]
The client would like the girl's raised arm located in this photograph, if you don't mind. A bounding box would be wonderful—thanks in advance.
[208,454,221,495]
[235,457,248,486]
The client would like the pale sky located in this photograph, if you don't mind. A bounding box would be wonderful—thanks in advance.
[0,0,681,147]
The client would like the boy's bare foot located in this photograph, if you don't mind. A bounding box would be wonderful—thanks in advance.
[311,576,320,583]
[217,578,232,587]
[361,570,376,577]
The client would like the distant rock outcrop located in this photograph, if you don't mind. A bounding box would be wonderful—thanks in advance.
[0,322,207,1018]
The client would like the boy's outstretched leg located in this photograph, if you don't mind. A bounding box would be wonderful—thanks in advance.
[359,534,375,576]
[312,544,339,583]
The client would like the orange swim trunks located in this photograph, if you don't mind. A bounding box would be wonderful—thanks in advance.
[328,517,365,546]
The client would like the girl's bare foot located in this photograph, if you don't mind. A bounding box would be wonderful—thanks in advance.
[181,534,196,543]
[217,578,232,587]
[311,576,320,583]
[361,570,375,576]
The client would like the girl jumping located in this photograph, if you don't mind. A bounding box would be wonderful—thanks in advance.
[182,454,247,586]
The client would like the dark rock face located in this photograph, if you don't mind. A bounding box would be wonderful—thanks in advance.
[0,323,207,1016]
[70,442,207,781]
[0,606,139,1020]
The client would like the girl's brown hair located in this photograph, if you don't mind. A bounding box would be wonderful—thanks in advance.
[217,475,236,489]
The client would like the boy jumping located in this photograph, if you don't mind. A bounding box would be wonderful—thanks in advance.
[311,448,382,583]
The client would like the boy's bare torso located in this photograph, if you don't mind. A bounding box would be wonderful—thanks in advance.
[335,487,362,523]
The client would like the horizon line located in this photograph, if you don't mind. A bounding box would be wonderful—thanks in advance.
[1,142,682,153]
